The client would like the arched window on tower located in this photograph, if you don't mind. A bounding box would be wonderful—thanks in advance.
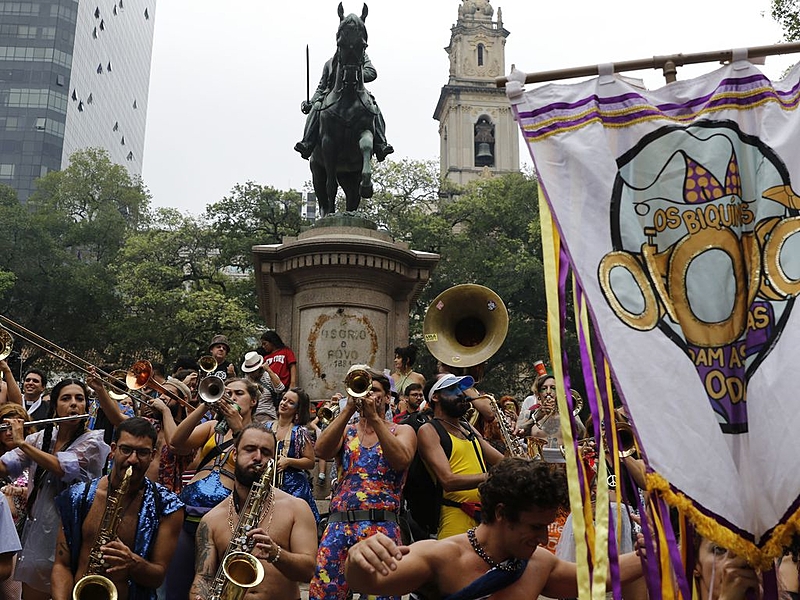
[474,116,495,168]
[477,44,485,67]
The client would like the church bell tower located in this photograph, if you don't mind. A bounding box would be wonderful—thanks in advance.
[434,0,520,186]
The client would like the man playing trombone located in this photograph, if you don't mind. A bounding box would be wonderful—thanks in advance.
[191,423,317,600]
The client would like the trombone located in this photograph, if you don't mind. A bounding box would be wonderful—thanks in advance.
[0,315,194,412]
[0,329,13,362]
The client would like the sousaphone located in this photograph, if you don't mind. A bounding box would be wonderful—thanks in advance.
[423,284,509,370]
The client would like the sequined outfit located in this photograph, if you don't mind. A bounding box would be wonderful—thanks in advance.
[310,420,405,600]
[57,477,184,600]
[166,432,234,600]
[266,422,319,523]
[0,428,110,594]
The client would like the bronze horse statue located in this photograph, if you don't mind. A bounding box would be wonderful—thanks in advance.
[310,4,378,217]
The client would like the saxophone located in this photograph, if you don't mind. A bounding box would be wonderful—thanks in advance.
[72,466,133,600]
[484,394,528,458]
[209,459,275,600]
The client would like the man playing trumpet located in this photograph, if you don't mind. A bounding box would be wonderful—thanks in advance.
[191,423,317,600]
[311,369,416,600]
[52,417,184,600]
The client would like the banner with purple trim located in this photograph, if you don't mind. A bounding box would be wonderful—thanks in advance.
[511,61,800,562]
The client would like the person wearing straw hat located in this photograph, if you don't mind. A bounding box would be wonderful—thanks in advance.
[241,351,284,423]
[207,335,236,380]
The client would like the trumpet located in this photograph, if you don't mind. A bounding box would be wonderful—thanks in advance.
[317,403,340,426]
[0,413,90,432]
[198,355,217,380]
[198,375,234,405]
[615,421,638,458]
[197,375,240,435]
[530,389,583,429]
[344,365,372,398]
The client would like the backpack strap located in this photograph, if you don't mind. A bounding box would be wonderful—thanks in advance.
[196,436,235,472]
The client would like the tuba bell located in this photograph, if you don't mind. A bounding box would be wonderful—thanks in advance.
[423,284,509,372]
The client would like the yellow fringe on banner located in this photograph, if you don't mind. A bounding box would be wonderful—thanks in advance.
[646,472,800,571]
[573,277,610,600]
[539,188,591,600]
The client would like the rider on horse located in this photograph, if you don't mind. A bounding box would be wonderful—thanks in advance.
[295,52,393,162]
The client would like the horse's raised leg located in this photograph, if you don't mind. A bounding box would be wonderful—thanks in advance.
[357,129,374,205]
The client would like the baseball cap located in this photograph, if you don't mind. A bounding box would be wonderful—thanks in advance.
[428,374,475,403]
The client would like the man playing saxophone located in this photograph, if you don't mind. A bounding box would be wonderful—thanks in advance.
[191,423,318,600]
[51,417,184,600]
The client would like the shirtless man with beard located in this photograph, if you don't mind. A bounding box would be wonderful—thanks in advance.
[191,423,317,600]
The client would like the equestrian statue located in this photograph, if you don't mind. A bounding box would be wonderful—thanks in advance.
[295,3,393,217]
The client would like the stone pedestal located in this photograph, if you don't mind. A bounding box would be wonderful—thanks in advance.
[252,217,439,400]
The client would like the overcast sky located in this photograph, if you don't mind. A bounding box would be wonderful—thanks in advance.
[141,0,794,215]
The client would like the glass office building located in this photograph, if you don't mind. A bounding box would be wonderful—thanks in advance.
[0,0,156,201]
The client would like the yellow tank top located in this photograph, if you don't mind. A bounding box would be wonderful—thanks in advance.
[438,432,484,539]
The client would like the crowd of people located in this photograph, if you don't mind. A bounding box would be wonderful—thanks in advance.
[0,334,790,600]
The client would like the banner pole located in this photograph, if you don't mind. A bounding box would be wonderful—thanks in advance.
[496,41,800,87]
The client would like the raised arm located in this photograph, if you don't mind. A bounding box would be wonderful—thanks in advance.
[315,396,354,460]
[171,402,214,455]
[87,370,128,427]
[0,361,22,406]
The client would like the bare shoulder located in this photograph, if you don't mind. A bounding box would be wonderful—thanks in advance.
[410,537,462,566]
[393,423,415,436]
[201,497,230,528]
[274,489,314,519]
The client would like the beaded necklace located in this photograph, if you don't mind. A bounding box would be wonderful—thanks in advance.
[467,527,518,572]
[227,484,275,546]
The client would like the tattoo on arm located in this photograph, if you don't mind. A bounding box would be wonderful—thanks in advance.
[56,537,69,560]
[191,521,216,597]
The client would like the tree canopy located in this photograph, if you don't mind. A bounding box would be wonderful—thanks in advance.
[2,149,570,398]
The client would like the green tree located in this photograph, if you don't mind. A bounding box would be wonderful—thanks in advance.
[772,0,800,41]
[1,149,150,370]
[205,182,306,271]
[111,208,258,366]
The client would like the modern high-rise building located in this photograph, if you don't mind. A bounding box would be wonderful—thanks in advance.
[434,0,519,186]
[0,0,156,201]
